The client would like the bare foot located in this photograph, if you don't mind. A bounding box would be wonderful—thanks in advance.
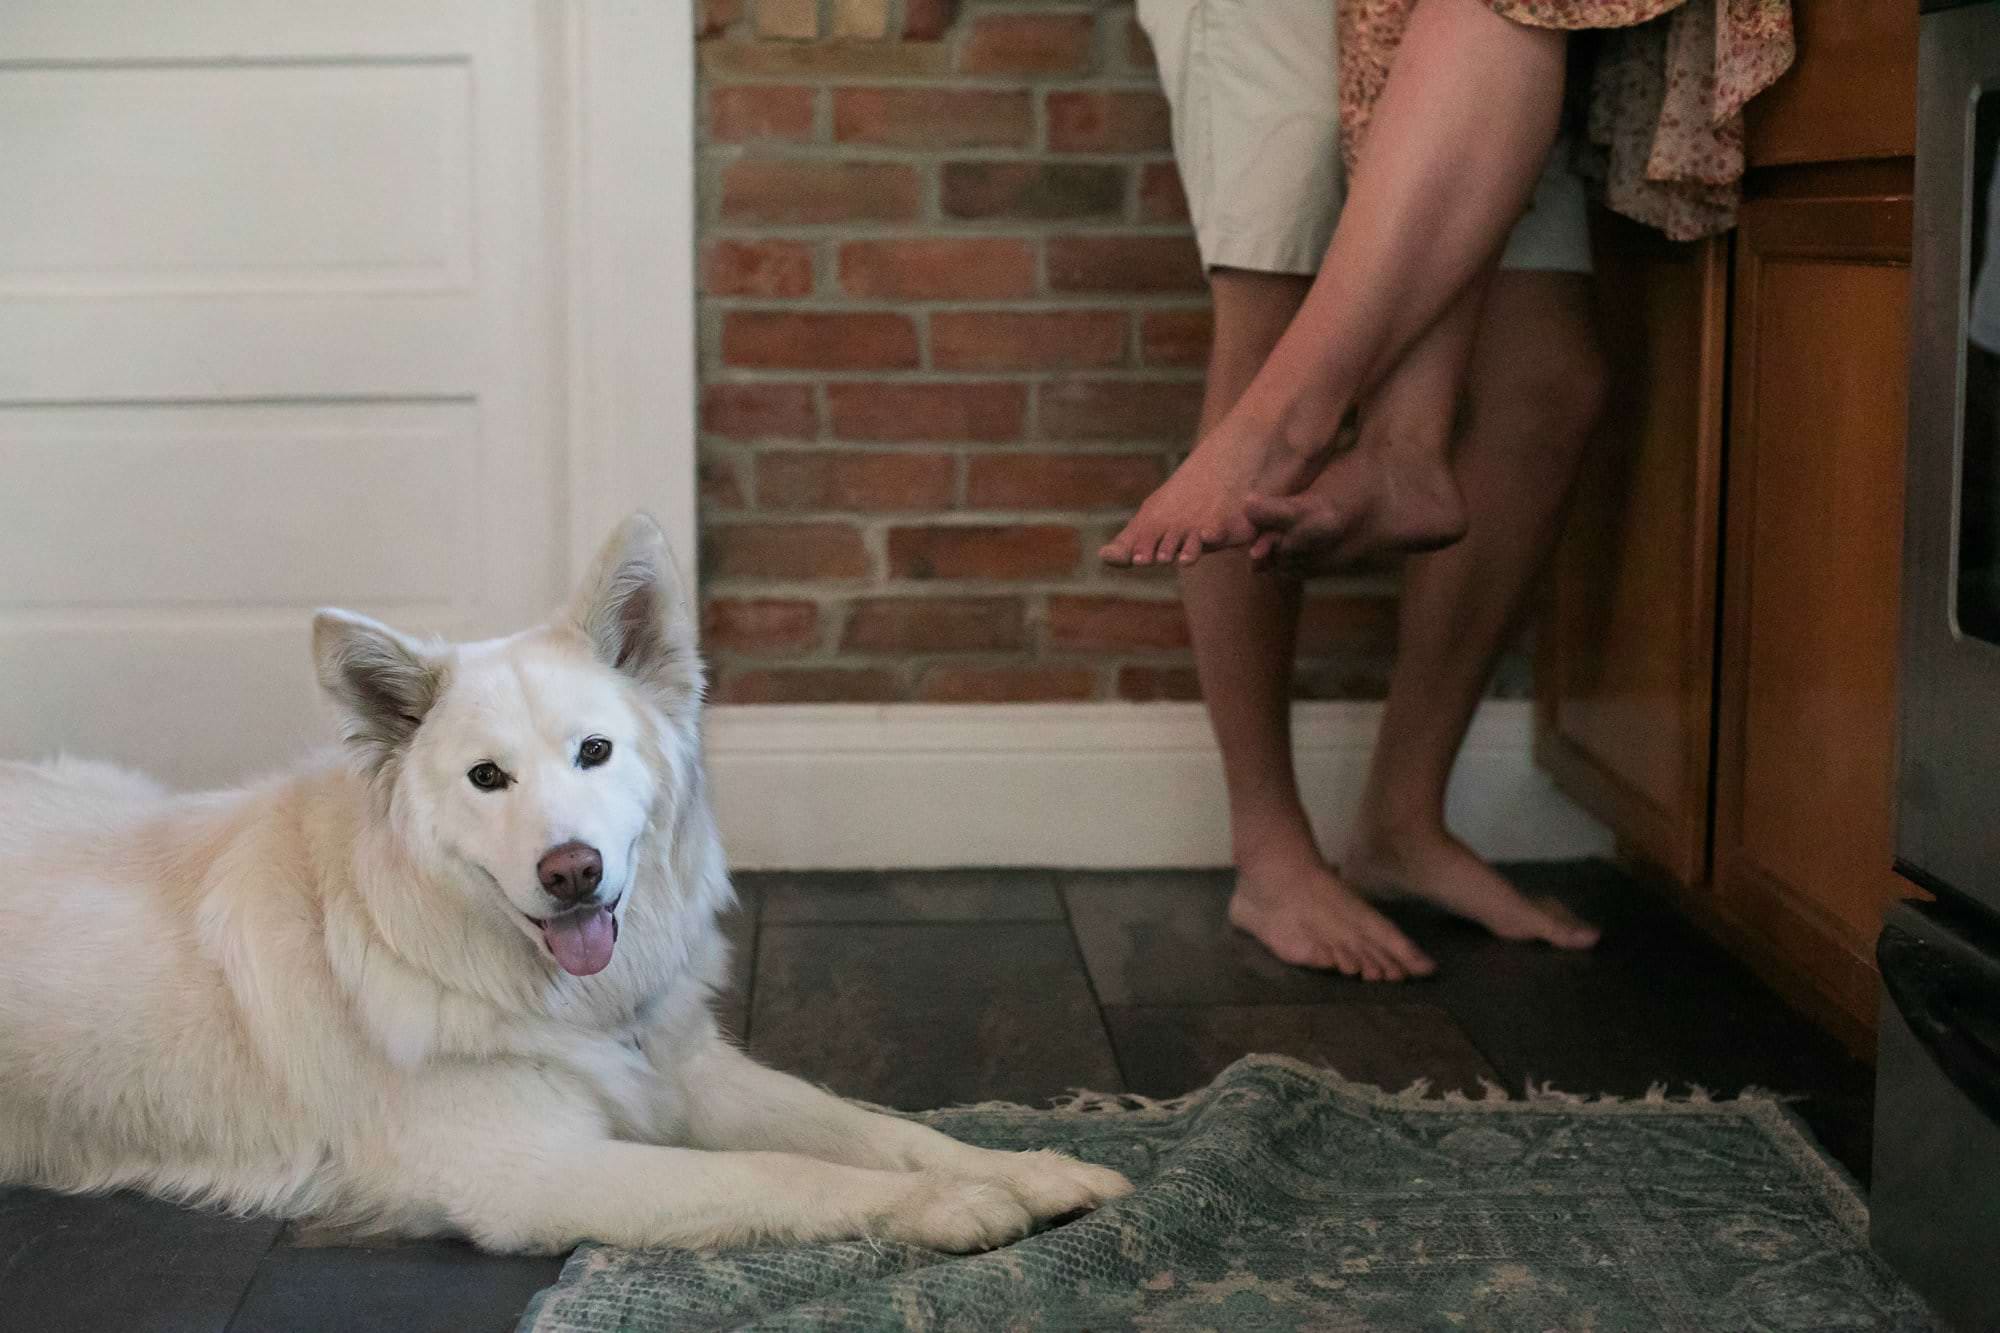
[1244,438,1467,575]
[1096,410,1344,564]
[1226,854,1437,982]
[1343,825,1599,950]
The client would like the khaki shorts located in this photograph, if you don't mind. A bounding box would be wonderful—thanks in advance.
[1137,0,1592,276]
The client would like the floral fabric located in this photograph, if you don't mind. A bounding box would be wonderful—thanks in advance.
[1338,0,1796,240]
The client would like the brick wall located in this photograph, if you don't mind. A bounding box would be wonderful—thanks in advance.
[695,0,1442,705]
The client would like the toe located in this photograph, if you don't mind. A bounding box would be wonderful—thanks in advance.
[1203,510,1257,552]
[1175,530,1203,565]
[1369,921,1435,979]
[1533,897,1601,950]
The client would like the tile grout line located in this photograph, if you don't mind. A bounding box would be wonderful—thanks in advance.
[1052,871,1131,1094]
[217,1232,278,1333]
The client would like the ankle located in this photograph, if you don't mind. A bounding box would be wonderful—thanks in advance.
[1353,798,1446,852]
[1231,833,1324,883]
[1358,418,1452,472]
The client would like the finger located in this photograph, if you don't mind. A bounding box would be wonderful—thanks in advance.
[1278,512,1349,556]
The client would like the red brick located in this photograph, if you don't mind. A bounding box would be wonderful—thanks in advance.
[707,85,815,142]
[1040,380,1203,439]
[756,451,955,512]
[1123,11,1156,70]
[826,382,1026,442]
[702,383,818,439]
[1298,594,1401,654]
[958,12,1095,76]
[722,312,919,370]
[965,453,1162,509]
[931,310,1127,371]
[699,451,746,509]
[918,665,1097,703]
[1292,664,1393,701]
[1046,595,1189,652]
[1138,161,1190,222]
[839,239,1034,300]
[831,0,892,39]
[719,667,903,704]
[702,598,820,654]
[887,525,1081,579]
[940,162,1124,220]
[703,240,814,298]
[1047,234,1204,293]
[1141,308,1213,368]
[1116,666,1203,701]
[720,160,919,224]
[698,0,744,38]
[833,88,1031,148]
[841,597,1024,653]
[705,523,870,580]
[1046,91,1172,152]
[703,40,950,79]
[756,0,819,39]
[903,0,957,39]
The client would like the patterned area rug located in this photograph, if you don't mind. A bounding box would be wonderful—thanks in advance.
[517,1057,1937,1332]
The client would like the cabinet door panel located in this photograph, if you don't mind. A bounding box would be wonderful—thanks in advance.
[1717,188,1913,1035]
[1536,212,1726,886]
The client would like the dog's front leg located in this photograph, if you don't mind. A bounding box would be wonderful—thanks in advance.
[388,1072,1039,1255]
[668,1036,1131,1225]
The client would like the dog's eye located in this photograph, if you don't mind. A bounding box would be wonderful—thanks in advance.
[577,736,613,769]
[466,762,510,792]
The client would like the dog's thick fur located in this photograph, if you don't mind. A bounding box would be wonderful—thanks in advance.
[0,515,1129,1254]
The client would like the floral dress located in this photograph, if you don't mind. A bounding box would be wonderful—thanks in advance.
[1338,0,1796,240]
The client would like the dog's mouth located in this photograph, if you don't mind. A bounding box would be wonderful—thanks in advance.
[528,898,621,978]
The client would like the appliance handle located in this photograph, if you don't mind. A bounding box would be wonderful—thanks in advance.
[1879,918,2000,1125]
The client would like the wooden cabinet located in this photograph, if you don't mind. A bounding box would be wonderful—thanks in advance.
[1537,1,1919,1050]
[1714,181,1914,1049]
[1745,0,1917,167]
[1535,218,1726,888]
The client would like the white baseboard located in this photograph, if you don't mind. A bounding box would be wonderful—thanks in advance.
[705,700,1612,871]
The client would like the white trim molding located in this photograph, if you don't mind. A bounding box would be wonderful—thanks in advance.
[706,701,1612,870]
[559,0,700,584]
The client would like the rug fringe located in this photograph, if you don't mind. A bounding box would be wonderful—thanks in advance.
[935,1057,1801,1116]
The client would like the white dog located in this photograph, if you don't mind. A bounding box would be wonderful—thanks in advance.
[0,514,1131,1254]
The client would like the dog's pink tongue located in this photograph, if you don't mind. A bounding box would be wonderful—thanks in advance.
[542,907,616,976]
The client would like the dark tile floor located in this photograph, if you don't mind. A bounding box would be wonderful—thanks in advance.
[0,861,1876,1333]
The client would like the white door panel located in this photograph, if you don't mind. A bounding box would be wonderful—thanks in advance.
[0,404,474,609]
[0,2,606,788]
[0,64,473,290]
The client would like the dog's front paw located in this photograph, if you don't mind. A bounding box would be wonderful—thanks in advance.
[984,1148,1135,1221]
[873,1174,1035,1253]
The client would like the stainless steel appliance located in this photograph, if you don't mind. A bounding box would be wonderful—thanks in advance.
[1876,3,2000,1327]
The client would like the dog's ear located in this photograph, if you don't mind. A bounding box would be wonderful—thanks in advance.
[567,513,701,705]
[312,609,446,766]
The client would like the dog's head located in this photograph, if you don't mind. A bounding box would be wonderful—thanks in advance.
[312,513,701,978]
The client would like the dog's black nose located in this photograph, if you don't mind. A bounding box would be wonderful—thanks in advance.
[537,842,603,903]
